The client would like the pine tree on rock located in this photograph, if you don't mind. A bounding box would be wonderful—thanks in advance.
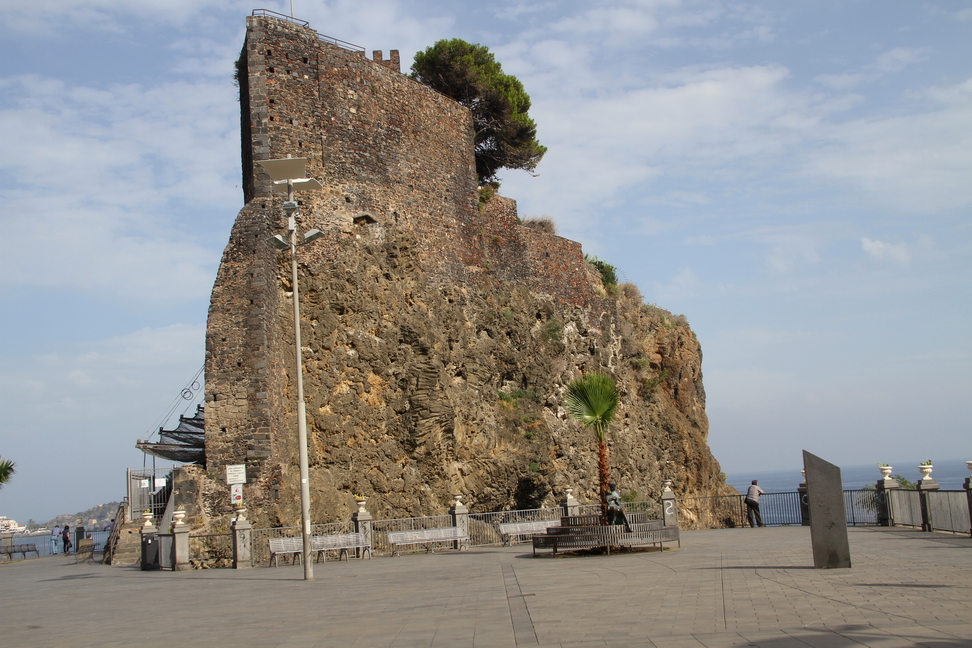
[411,38,547,184]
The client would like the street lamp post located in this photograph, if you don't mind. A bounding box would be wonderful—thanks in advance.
[258,157,323,581]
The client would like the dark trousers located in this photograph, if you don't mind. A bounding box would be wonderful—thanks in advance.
[746,500,764,527]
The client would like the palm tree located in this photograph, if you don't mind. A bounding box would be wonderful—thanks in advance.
[0,456,15,489]
[565,372,619,517]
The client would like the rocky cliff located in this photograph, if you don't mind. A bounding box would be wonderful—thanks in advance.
[195,15,728,530]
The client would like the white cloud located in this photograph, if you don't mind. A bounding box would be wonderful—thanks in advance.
[0,74,239,303]
[802,78,972,214]
[0,0,237,34]
[861,237,910,264]
[1,324,204,416]
[873,47,926,73]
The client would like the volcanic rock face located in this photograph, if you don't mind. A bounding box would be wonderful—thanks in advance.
[197,15,727,530]
[278,223,722,525]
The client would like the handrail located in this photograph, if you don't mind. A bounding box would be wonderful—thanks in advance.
[250,9,309,27]
[101,499,127,564]
[251,9,365,53]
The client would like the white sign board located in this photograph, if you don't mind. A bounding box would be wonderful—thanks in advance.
[230,483,244,507]
[226,464,246,485]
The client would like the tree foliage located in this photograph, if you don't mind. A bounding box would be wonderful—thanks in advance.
[411,39,547,184]
[0,456,15,489]
[565,373,619,513]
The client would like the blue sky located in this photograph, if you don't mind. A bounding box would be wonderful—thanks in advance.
[1,0,969,524]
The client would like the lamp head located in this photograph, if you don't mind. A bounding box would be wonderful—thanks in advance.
[303,229,324,243]
[283,201,299,215]
[268,234,290,250]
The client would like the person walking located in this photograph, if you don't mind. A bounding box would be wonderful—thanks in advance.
[745,480,766,527]
[51,524,61,554]
[61,524,73,553]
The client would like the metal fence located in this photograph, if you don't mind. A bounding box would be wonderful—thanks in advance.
[251,521,353,566]
[845,489,879,526]
[675,490,878,529]
[6,530,112,557]
[249,503,624,565]
[370,514,454,555]
[127,467,175,522]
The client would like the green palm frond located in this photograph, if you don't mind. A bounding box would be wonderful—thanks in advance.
[0,457,15,488]
[565,372,618,442]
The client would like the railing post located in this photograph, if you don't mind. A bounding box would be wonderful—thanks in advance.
[875,477,898,527]
[964,465,972,537]
[171,510,190,571]
[661,479,678,527]
[916,477,939,532]
[560,487,580,517]
[352,499,373,558]
[232,506,253,569]
[798,470,810,526]
[449,493,469,550]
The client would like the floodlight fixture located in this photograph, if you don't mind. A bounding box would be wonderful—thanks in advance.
[273,178,324,193]
[269,234,290,250]
[258,157,310,181]
[303,229,324,243]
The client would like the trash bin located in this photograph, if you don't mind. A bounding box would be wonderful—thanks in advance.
[140,533,159,570]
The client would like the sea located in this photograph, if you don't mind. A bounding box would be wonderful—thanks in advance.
[726,458,971,494]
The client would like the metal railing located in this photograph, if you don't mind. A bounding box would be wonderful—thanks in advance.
[126,468,175,523]
[467,505,607,546]
[251,521,352,566]
[675,490,879,529]
[370,515,453,555]
[250,9,366,52]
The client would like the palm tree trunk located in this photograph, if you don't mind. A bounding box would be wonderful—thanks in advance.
[598,440,610,519]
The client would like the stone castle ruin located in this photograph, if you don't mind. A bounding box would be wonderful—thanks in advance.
[194,13,727,530]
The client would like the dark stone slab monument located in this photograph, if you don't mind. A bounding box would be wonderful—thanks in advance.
[803,450,852,569]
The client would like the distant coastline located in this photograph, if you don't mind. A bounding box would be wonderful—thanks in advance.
[727,458,970,494]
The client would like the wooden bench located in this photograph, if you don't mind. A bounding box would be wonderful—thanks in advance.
[533,520,680,556]
[386,527,469,556]
[268,537,303,567]
[311,533,372,561]
[0,543,39,560]
[498,519,561,545]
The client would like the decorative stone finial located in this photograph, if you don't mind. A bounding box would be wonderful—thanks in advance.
[662,479,673,493]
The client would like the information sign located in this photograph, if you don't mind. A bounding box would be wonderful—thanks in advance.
[226,464,246,485]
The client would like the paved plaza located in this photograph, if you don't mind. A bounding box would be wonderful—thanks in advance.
[1,526,970,648]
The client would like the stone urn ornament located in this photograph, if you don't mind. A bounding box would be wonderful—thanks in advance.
[878,464,892,479]
[354,496,368,513]
[918,461,933,481]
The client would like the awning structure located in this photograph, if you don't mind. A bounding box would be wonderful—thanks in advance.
[136,404,205,465]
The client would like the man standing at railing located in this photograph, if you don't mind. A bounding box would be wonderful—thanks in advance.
[51,524,61,554]
[745,480,766,527]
